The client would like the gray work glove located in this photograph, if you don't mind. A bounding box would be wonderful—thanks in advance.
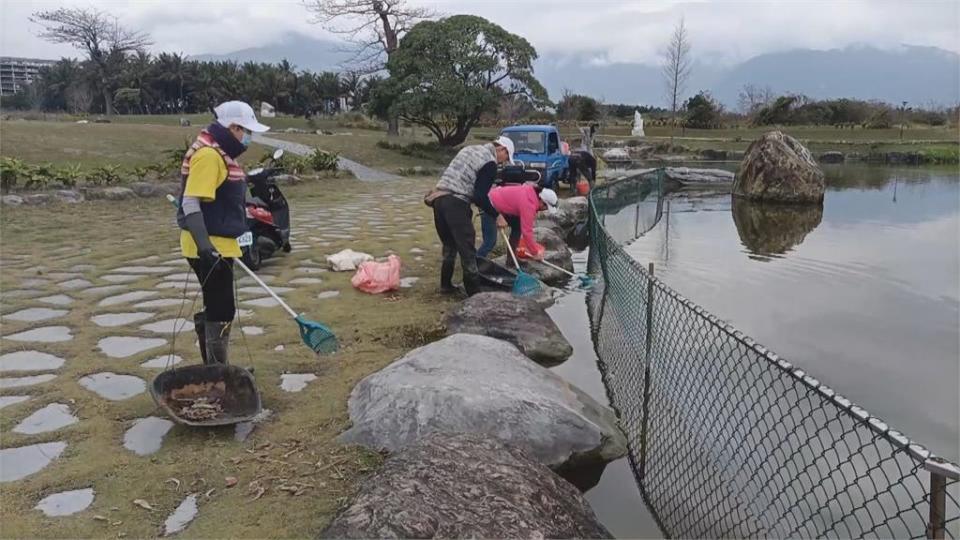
[183,212,221,267]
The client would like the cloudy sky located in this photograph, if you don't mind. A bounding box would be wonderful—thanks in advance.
[2,0,958,65]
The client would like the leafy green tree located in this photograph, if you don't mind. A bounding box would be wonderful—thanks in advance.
[374,15,548,146]
[683,91,723,129]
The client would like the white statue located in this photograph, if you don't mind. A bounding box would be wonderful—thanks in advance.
[260,101,276,118]
[631,110,645,137]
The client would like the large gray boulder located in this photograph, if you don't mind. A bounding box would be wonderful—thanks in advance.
[339,334,626,470]
[21,193,54,205]
[733,131,825,203]
[321,432,611,539]
[444,292,572,366]
[559,195,588,224]
[2,195,24,206]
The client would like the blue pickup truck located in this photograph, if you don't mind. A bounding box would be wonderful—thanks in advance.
[499,125,570,190]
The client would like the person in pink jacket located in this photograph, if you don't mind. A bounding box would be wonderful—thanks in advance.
[487,183,559,260]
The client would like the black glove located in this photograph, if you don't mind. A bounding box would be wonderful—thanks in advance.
[183,212,221,267]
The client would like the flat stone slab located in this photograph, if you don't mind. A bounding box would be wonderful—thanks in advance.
[164,494,199,536]
[123,416,174,456]
[242,297,280,308]
[108,266,169,274]
[280,373,317,392]
[139,318,192,334]
[35,487,95,516]
[238,286,292,295]
[4,307,69,322]
[13,403,79,434]
[36,295,74,306]
[59,278,93,290]
[78,372,146,400]
[0,374,57,388]
[140,354,183,369]
[0,442,67,482]
[317,291,340,299]
[339,334,627,470]
[98,291,159,307]
[0,396,31,409]
[4,326,73,343]
[91,312,155,327]
[97,336,167,358]
[100,274,142,283]
[78,285,127,297]
[134,299,183,308]
[241,326,264,336]
[321,433,611,539]
[0,351,65,372]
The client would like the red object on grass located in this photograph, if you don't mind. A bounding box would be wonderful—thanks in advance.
[576,179,590,196]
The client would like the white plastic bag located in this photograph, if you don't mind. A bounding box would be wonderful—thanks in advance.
[327,249,374,272]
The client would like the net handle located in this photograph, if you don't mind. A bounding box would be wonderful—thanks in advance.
[532,257,578,278]
[501,230,522,270]
[234,258,299,320]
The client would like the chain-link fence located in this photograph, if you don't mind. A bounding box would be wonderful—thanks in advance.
[587,169,960,539]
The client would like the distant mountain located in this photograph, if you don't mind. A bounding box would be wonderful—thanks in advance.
[194,36,960,108]
[190,33,354,73]
[536,45,960,108]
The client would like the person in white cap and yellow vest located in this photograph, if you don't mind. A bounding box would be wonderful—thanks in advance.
[176,101,270,365]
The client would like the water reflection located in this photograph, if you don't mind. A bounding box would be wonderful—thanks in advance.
[731,198,823,258]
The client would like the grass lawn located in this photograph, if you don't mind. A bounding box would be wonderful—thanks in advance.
[0,120,272,169]
[0,176,458,538]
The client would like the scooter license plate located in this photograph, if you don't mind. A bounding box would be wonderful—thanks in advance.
[237,232,254,247]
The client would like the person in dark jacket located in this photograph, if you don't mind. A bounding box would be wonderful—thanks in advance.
[177,101,269,365]
[431,136,514,295]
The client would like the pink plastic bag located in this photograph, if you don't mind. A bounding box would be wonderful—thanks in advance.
[351,255,402,294]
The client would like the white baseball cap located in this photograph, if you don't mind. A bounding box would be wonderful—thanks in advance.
[214,101,270,133]
[539,188,559,214]
[494,136,515,164]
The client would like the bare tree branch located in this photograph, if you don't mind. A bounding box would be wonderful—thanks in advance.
[31,7,151,115]
[660,16,691,143]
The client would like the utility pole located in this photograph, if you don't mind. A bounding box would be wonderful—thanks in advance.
[899,100,908,141]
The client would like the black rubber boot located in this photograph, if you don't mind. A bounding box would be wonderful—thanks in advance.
[204,320,232,365]
[193,312,208,364]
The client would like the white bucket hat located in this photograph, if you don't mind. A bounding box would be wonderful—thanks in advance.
[539,188,559,214]
[494,135,515,164]
[214,101,270,133]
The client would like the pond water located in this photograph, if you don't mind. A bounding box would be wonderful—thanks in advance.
[623,165,959,462]
[548,164,958,537]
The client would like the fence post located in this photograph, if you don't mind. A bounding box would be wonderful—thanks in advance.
[639,262,655,480]
[927,471,946,539]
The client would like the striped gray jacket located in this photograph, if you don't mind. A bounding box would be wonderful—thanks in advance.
[435,143,497,200]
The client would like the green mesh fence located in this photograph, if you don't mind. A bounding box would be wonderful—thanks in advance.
[587,169,959,539]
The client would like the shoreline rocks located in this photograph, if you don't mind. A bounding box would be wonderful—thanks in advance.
[322,432,612,539]
[338,334,627,471]
[444,292,573,366]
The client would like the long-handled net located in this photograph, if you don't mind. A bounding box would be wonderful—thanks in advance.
[501,231,542,297]
[166,194,337,355]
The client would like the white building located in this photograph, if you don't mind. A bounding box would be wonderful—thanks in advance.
[0,57,57,96]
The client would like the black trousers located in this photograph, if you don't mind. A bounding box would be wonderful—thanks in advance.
[433,195,480,294]
[187,257,236,322]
